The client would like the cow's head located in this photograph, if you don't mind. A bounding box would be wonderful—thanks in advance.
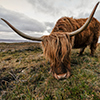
[42,32,73,79]
[1,2,99,79]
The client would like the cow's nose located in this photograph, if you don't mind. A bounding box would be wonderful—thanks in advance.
[53,71,70,80]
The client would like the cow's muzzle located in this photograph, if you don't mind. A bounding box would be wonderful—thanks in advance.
[53,70,71,80]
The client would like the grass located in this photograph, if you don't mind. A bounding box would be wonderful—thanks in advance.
[0,42,100,100]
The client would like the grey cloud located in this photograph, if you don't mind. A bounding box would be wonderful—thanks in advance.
[76,0,99,17]
[45,22,55,33]
[27,0,99,19]
[27,0,65,16]
[94,10,100,21]
[1,0,99,35]
[28,0,54,13]
[47,29,52,33]
[45,22,54,28]
[0,6,46,33]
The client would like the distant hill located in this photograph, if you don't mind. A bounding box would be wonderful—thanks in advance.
[0,39,40,43]
[0,36,100,43]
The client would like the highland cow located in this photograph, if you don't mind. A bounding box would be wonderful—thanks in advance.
[1,2,100,79]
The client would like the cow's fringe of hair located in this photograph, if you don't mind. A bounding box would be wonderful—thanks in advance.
[42,32,73,64]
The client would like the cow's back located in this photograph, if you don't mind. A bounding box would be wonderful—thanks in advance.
[52,17,100,48]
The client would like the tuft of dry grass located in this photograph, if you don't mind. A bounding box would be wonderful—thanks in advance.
[0,42,100,100]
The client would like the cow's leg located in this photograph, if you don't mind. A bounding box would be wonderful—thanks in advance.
[90,35,99,56]
[90,43,98,56]
[79,47,86,56]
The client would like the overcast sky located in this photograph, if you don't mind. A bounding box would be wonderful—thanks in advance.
[0,0,100,40]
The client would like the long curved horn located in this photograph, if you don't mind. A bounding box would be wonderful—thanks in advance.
[1,18,42,41]
[69,2,100,36]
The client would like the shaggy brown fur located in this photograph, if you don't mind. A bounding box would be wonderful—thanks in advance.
[42,17,100,78]
[52,17,100,56]
[42,32,72,75]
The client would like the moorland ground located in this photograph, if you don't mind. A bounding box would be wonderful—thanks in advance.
[0,42,100,100]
